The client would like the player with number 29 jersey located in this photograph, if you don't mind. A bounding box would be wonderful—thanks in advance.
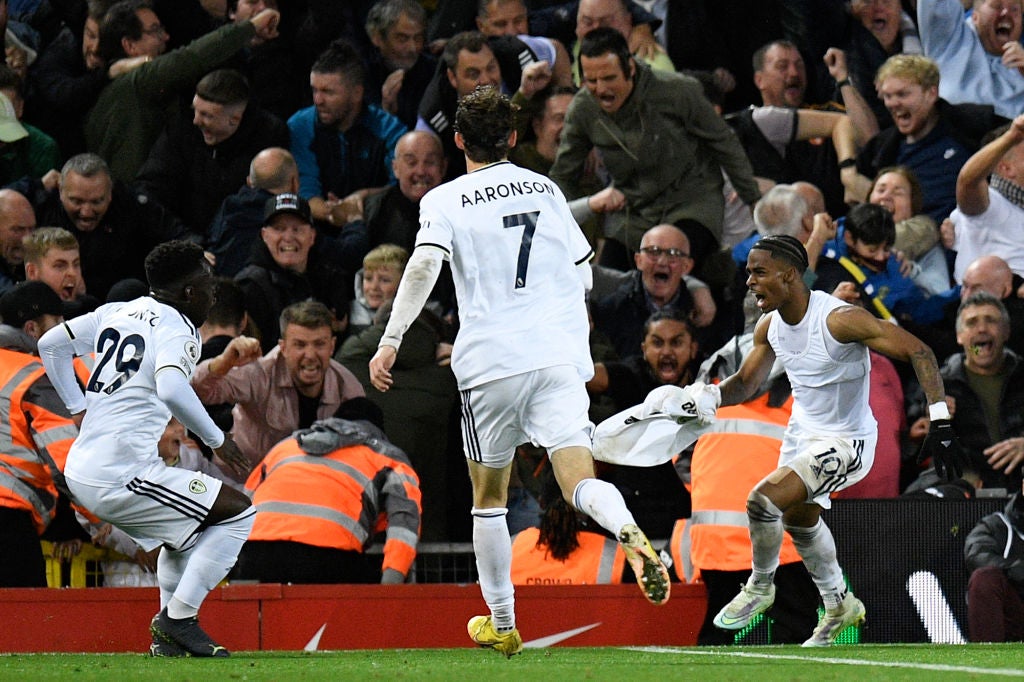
[416,161,594,390]
[55,297,214,487]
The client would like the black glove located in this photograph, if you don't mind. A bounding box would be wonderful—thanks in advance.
[918,419,970,482]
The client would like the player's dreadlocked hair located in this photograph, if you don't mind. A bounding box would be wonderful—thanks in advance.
[455,85,518,164]
[750,234,809,273]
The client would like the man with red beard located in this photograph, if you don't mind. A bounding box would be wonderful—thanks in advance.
[191,299,365,479]
[853,54,1005,223]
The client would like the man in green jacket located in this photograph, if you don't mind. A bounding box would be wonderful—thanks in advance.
[85,1,280,183]
[549,27,760,275]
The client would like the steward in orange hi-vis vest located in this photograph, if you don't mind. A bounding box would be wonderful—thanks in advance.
[0,347,77,586]
[511,526,625,585]
[241,418,421,583]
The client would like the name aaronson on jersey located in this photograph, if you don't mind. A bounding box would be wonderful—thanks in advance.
[461,180,556,207]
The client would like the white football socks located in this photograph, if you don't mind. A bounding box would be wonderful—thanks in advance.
[571,478,635,536]
[167,508,254,619]
[472,507,515,632]
[785,519,846,611]
[747,490,783,588]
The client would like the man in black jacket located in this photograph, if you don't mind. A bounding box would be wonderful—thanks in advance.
[235,193,353,353]
[135,68,289,239]
[964,487,1024,642]
[6,153,185,301]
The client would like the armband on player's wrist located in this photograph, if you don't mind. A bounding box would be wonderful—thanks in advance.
[928,401,951,422]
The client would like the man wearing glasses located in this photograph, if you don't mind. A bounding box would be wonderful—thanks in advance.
[591,223,699,360]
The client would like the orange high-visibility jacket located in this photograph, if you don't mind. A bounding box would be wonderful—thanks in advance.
[511,527,626,585]
[671,392,802,580]
[0,349,77,533]
[246,434,422,576]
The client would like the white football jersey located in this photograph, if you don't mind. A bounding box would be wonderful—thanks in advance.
[61,297,204,485]
[767,290,876,439]
[417,161,594,389]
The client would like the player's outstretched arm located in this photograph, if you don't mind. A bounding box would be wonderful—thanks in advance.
[830,305,969,480]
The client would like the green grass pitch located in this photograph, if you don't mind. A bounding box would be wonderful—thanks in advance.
[2,644,1023,681]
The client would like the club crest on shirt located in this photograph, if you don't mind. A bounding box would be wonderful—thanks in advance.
[189,479,207,494]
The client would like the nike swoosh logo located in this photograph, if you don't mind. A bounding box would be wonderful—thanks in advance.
[523,622,602,648]
[304,623,328,651]
[716,614,745,627]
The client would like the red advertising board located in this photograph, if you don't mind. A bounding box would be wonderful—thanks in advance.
[0,583,706,653]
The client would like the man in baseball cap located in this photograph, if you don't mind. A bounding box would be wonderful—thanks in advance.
[0,279,64,342]
[264,193,311,223]
[0,92,28,144]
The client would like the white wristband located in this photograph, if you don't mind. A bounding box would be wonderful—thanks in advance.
[928,401,951,421]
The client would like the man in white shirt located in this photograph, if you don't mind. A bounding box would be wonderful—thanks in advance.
[951,114,1024,282]
[370,86,669,658]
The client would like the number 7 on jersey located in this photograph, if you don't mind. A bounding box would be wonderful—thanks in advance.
[502,211,539,289]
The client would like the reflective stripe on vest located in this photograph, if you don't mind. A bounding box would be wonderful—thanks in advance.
[255,500,369,546]
[0,357,58,531]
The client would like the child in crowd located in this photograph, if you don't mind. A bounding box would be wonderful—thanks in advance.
[350,244,408,335]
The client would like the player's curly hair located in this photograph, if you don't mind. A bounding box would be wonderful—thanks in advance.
[454,85,518,164]
[144,240,207,291]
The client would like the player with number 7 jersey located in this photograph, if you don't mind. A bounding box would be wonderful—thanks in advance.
[370,89,671,657]
[415,160,594,389]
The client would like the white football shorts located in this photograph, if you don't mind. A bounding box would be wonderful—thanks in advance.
[780,432,876,509]
[67,460,223,552]
[459,365,593,467]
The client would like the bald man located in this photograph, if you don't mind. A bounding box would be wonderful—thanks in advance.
[0,189,36,293]
[207,147,301,277]
[365,130,446,251]
[906,254,1024,363]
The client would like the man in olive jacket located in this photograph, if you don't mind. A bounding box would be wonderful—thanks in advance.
[549,27,759,272]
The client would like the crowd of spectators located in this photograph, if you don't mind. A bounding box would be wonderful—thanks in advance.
[1,0,1023,640]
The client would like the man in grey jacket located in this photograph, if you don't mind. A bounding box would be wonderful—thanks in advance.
[549,27,759,275]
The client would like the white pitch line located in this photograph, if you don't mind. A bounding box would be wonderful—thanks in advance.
[624,646,1024,677]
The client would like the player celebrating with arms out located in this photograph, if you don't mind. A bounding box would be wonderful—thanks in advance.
[687,234,969,646]
[369,86,670,658]
[38,241,254,658]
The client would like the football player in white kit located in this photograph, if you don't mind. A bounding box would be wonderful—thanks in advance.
[38,241,254,658]
[689,234,969,646]
[369,86,670,657]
